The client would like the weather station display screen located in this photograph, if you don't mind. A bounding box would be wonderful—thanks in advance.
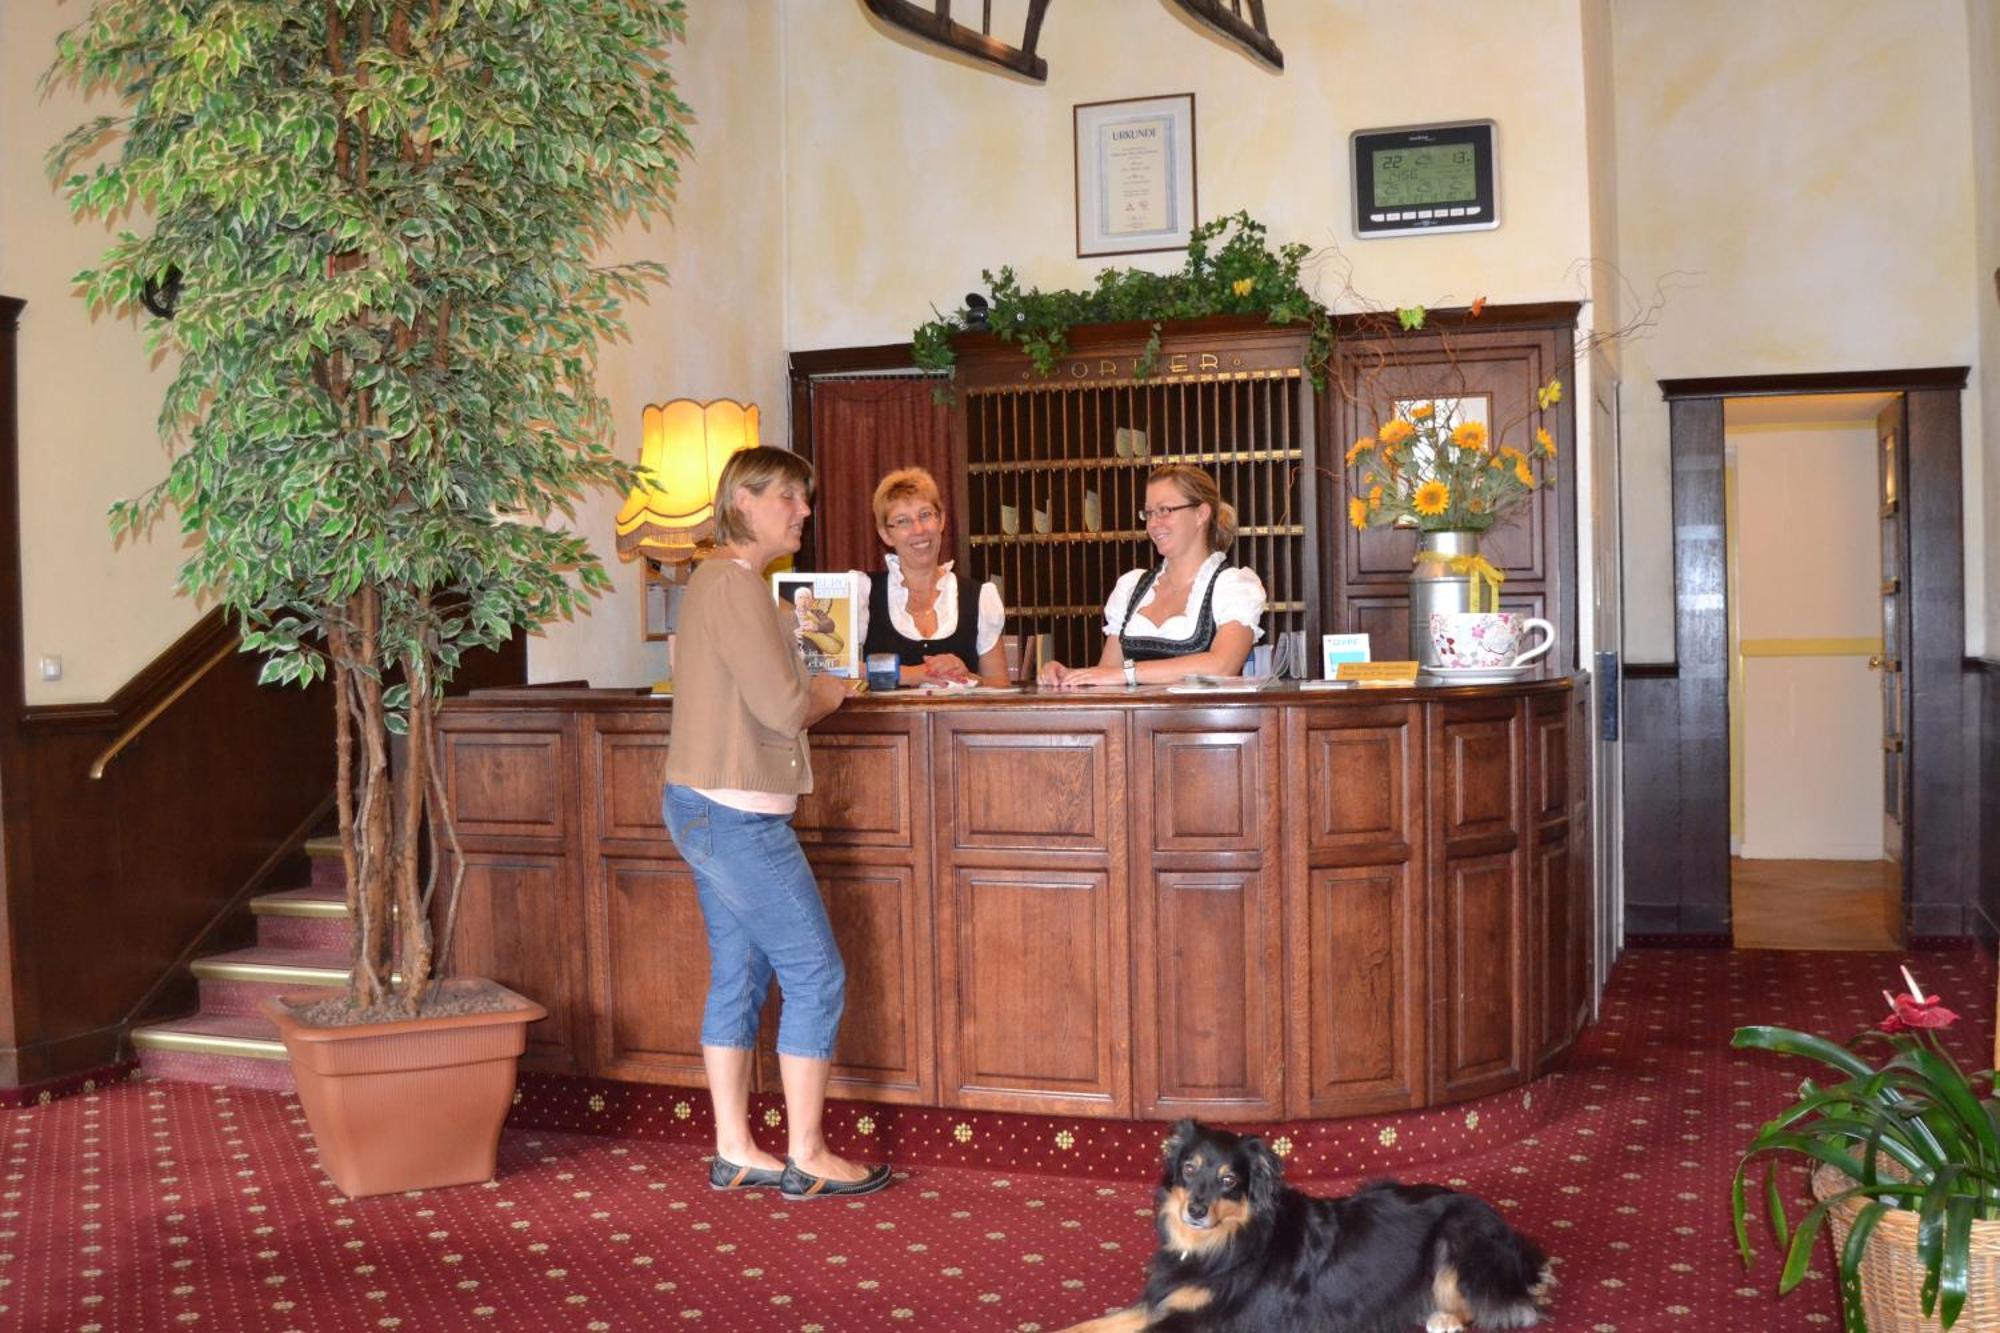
[1372,144,1476,207]
[1352,120,1498,237]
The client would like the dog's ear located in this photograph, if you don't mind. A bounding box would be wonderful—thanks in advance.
[1157,1119,1198,1187]
[1242,1135,1283,1209]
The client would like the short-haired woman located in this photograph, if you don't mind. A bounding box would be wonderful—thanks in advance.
[662,445,892,1199]
[1039,463,1266,688]
[857,467,1010,687]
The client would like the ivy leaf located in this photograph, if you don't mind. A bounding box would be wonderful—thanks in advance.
[1398,305,1427,331]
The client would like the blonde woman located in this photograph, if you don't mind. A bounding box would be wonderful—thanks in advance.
[856,467,1009,686]
[1039,463,1265,688]
[662,446,891,1200]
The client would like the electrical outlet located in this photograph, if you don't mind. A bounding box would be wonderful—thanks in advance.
[38,655,62,682]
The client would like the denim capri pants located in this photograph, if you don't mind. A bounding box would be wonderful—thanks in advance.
[662,784,846,1061]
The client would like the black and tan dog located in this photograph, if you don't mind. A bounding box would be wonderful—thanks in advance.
[1062,1120,1554,1332]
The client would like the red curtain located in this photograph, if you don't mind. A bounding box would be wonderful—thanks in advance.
[807,378,955,573]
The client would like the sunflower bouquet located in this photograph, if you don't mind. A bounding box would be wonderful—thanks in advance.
[1345,379,1562,533]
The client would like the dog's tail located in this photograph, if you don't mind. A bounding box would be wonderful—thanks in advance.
[1439,1204,1552,1329]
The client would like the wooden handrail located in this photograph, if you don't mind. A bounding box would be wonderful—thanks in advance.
[89,639,238,779]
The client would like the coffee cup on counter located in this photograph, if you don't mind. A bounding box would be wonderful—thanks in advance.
[865,652,901,692]
[1427,611,1554,670]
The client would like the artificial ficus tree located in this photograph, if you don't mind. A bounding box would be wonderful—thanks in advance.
[49,0,692,1016]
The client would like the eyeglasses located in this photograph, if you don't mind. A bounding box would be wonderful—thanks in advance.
[885,508,941,534]
[1138,501,1200,523]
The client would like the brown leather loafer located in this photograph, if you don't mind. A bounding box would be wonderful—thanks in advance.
[779,1160,893,1200]
[709,1156,786,1191]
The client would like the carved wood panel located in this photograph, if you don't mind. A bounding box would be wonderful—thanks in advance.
[1133,870,1282,1117]
[795,724,918,849]
[1442,706,1518,844]
[1130,709,1281,1117]
[590,857,709,1086]
[1297,706,1417,858]
[936,866,1128,1115]
[1433,851,1525,1100]
[452,853,582,1072]
[815,859,932,1103]
[1290,864,1425,1116]
[442,726,568,841]
[935,711,1122,856]
[589,715,672,847]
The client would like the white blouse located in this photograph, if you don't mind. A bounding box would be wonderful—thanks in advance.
[855,557,1006,655]
[1103,551,1267,646]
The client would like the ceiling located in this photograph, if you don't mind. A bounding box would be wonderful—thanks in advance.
[1723,392,1898,429]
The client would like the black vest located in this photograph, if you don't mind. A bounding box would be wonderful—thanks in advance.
[864,569,983,666]
[1115,564,1223,662]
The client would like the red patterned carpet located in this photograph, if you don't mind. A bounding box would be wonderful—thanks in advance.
[4,946,1991,1332]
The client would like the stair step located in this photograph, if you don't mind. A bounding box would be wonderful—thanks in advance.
[303,835,342,859]
[132,1014,288,1061]
[191,946,349,988]
[251,886,349,920]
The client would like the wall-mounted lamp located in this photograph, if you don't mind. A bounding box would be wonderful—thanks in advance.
[614,399,759,565]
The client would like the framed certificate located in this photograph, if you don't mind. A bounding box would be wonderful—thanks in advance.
[1074,93,1197,258]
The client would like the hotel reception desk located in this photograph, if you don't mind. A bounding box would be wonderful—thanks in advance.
[437,679,1591,1123]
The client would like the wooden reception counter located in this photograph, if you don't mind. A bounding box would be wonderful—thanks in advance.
[436,678,1592,1123]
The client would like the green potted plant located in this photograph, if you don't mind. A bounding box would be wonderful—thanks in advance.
[49,0,691,1196]
[1732,966,2000,1330]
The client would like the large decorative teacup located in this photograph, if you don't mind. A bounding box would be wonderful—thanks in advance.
[1428,611,1555,670]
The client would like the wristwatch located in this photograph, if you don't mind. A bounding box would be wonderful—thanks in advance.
[1122,658,1139,687]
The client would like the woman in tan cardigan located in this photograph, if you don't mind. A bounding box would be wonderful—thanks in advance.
[662,447,891,1199]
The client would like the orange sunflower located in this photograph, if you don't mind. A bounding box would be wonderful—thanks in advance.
[1348,496,1369,530]
[1450,421,1488,451]
[1413,480,1450,516]
[1345,436,1377,466]
[1408,403,1435,421]
[1536,426,1556,456]
[1378,419,1416,446]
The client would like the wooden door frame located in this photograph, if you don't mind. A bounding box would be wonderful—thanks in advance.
[1654,366,1970,939]
[787,342,924,571]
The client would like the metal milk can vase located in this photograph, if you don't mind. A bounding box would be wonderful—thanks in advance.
[1409,529,1482,667]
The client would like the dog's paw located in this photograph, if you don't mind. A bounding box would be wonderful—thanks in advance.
[1425,1314,1468,1333]
[1530,1261,1558,1305]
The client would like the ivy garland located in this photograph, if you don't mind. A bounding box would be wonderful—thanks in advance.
[912,211,1333,388]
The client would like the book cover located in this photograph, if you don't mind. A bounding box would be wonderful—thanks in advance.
[772,570,861,678]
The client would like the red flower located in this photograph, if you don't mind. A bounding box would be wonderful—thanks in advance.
[1879,966,1959,1032]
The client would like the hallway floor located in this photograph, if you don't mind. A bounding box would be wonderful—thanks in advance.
[6,945,1991,1331]
[1731,856,1900,949]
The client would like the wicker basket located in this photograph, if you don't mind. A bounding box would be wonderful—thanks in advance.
[1813,1164,2000,1331]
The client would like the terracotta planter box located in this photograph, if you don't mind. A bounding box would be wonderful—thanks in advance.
[265,983,547,1199]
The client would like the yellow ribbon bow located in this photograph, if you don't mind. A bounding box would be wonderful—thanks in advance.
[1413,550,1507,612]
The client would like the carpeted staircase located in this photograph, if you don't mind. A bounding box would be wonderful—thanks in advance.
[129,836,349,1090]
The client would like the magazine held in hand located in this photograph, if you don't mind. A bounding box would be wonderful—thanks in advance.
[772,571,861,679]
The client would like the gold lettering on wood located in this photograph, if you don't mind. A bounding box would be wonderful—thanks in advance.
[1169,355,1189,373]
[1199,353,1220,371]
[1100,359,1119,376]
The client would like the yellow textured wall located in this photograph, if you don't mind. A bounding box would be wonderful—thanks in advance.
[1970,0,2000,652]
[782,1,1596,350]
[525,2,786,688]
[2,3,191,704]
[1611,0,1983,660]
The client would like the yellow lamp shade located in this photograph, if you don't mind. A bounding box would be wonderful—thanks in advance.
[615,399,758,561]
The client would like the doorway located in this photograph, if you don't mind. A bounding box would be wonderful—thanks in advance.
[1634,367,1969,944]
[1723,392,1899,949]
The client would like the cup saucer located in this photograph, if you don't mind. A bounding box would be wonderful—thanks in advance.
[1421,663,1541,685]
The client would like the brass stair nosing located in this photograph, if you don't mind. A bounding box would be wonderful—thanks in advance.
[250,896,352,921]
[301,836,343,858]
[191,958,350,986]
[131,1028,289,1061]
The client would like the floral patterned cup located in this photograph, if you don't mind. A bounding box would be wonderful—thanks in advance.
[1428,611,1555,670]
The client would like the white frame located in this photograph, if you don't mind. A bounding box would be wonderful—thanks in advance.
[1074,93,1197,258]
